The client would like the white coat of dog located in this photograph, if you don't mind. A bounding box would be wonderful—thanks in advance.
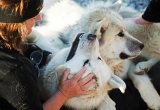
[119,5,160,109]
[126,21,160,110]
[39,33,126,110]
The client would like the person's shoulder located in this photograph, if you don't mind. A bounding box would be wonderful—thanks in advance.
[0,49,38,81]
[0,50,20,68]
[0,50,20,80]
[0,50,32,73]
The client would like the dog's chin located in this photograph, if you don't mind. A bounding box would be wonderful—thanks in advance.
[119,52,141,60]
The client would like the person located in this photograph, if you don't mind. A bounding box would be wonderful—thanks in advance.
[0,0,96,110]
[109,0,160,110]
[128,0,160,24]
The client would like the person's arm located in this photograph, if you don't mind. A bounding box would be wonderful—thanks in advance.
[125,0,160,25]
[43,68,96,110]
[43,91,67,110]
[131,16,152,25]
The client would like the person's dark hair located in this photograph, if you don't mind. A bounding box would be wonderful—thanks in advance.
[0,0,43,53]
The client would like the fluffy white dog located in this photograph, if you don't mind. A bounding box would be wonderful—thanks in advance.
[120,5,160,109]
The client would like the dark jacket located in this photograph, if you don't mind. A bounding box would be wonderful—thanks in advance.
[142,0,160,22]
[0,44,50,110]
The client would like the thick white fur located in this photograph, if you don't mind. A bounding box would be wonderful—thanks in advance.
[40,33,126,110]
[29,0,160,109]
[51,1,143,78]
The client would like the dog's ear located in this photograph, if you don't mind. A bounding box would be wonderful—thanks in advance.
[108,74,126,93]
[109,0,122,12]
[94,18,108,40]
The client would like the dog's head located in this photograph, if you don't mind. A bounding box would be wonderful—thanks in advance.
[66,33,100,61]
[81,3,144,60]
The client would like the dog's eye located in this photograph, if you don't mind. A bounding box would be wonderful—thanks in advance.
[117,31,124,37]
[79,35,82,39]
[83,59,89,66]
[78,33,84,39]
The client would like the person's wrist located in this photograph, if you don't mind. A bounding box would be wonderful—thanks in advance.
[135,17,152,24]
[58,89,69,100]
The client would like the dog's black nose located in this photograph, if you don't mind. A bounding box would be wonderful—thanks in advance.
[139,43,144,50]
[87,34,96,40]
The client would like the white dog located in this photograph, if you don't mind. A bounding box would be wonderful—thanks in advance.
[119,5,160,109]
[125,22,160,110]
[39,33,126,110]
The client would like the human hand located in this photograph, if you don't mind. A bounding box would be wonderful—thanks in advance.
[124,17,152,25]
[59,68,96,99]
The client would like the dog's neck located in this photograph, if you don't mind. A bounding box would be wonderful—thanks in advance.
[104,57,124,67]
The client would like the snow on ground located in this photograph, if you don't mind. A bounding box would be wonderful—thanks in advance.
[44,0,150,12]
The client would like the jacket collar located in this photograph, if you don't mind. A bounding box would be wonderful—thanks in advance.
[0,39,7,49]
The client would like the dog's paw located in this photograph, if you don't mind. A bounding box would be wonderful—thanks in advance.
[147,94,160,110]
[98,96,116,110]
[134,62,150,75]
[148,99,160,110]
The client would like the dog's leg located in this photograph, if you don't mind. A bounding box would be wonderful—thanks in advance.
[129,63,160,110]
[97,95,116,110]
[135,58,158,74]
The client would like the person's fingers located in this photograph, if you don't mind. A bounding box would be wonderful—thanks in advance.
[73,67,87,81]
[81,79,96,90]
[62,68,70,82]
[78,73,94,86]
